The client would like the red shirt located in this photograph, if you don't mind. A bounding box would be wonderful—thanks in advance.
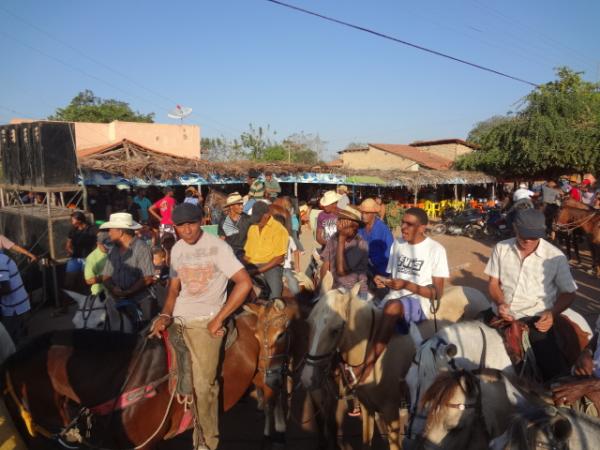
[154,196,176,225]
[569,187,582,202]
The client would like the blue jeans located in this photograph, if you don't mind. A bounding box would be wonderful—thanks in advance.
[283,268,300,295]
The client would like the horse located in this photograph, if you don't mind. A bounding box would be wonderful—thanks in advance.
[491,403,600,450]
[405,312,592,440]
[2,300,296,450]
[555,199,600,276]
[300,273,491,450]
[203,188,228,225]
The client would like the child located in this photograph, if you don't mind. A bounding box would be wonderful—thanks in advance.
[152,247,169,286]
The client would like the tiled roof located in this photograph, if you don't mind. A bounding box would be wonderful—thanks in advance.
[326,159,343,167]
[410,138,479,149]
[369,143,453,170]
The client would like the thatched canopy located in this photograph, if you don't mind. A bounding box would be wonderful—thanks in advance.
[78,139,495,188]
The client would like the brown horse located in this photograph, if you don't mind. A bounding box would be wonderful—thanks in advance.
[2,301,296,450]
[555,199,600,276]
[203,188,228,225]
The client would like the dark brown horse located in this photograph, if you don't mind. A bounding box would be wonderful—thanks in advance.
[203,188,228,225]
[555,199,600,276]
[2,301,296,450]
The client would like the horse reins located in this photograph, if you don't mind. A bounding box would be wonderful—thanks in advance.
[554,209,599,233]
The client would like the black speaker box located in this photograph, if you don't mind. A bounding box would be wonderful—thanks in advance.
[0,121,77,187]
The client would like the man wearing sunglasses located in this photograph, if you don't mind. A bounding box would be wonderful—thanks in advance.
[355,207,449,382]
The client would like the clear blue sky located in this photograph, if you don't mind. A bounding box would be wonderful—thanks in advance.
[0,0,598,159]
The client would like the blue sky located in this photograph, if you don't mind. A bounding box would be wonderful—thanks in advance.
[0,0,598,159]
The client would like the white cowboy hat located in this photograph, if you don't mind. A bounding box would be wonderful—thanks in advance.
[320,190,341,207]
[337,184,349,193]
[359,198,380,213]
[99,212,142,230]
[225,192,244,207]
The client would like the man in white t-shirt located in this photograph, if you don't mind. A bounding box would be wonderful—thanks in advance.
[513,182,535,203]
[356,207,449,382]
[149,204,252,450]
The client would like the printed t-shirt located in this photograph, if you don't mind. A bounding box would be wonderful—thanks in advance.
[244,217,288,265]
[154,196,176,225]
[84,247,107,295]
[170,232,243,319]
[249,180,265,198]
[386,237,449,317]
[316,211,338,243]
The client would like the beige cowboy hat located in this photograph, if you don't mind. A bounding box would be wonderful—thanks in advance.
[337,206,363,223]
[100,212,142,230]
[337,184,349,193]
[225,192,244,207]
[185,186,198,194]
[320,190,341,207]
[359,198,380,213]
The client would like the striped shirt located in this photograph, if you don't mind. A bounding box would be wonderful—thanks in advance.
[0,253,30,316]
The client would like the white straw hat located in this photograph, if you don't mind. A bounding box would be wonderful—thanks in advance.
[320,190,341,207]
[99,213,142,230]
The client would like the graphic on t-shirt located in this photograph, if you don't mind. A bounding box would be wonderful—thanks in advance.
[178,264,215,295]
[395,256,424,275]
[322,219,337,241]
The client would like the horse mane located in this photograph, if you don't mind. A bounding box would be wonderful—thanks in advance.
[562,198,594,212]
[421,370,480,430]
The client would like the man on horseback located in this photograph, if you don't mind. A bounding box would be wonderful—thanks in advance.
[484,208,578,381]
[218,192,251,259]
[356,207,449,382]
[149,203,252,450]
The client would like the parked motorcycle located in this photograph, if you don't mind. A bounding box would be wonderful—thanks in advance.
[429,207,485,239]
[483,208,513,240]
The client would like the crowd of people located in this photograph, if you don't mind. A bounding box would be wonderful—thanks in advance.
[2,170,599,449]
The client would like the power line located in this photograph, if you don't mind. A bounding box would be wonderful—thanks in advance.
[264,0,539,87]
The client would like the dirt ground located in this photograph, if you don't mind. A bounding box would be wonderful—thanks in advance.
[23,232,600,449]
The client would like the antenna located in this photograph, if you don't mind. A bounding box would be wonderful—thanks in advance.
[167,104,192,124]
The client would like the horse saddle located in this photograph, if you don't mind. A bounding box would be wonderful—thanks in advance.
[163,319,238,398]
[488,314,589,369]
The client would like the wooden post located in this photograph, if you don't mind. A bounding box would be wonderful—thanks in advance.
[294,182,298,197]
[414,187,418,205]
[454,184,458,201]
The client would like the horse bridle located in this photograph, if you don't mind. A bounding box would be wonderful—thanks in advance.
[257,312,292,381]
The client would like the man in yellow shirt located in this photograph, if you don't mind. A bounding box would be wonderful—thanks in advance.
[243,202,288,299]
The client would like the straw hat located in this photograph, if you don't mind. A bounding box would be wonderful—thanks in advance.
[100,213,142,230]
[569,175,579,183]
[320,190,341,207]
[225,192,244,207]
[359,198,380,213]
[337,185,349,193]
[337,206,362,222]
[185,186,198,194]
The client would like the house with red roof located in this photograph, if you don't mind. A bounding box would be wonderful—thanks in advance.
[337,139,477,171]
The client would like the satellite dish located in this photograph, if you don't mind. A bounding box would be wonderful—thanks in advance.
[168,104,192,123]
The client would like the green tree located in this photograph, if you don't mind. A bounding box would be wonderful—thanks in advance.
[466,115,513,144]
[201,137,246,161]
[456,68,600,177]
[49,89,154,123]
[240,124,276,160]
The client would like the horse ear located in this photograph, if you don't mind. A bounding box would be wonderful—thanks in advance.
[350,282,361,299]
[273,298,286,311]
[552,417,572,442]
[320,271,333,294]
[243,303,261,316]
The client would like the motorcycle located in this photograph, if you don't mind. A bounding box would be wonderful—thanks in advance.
[482,208,512,240]
[429,207,485,239]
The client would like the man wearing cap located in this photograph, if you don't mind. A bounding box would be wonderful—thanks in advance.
[84,230,110,296]
[150,203,252,450]
[320,206,369,298]
[149,187,177,238]
[484,208,578,381]
[218,192,252,258]
[358,198,394,277]
[243,170,266,214]
[264,171,281,201]
[337,185,350,209]
[316,191,340,249]
[101,213,157,324]
[243,202,289,299]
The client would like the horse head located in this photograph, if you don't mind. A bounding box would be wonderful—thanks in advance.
[67,290,108,330]
[492,405,572,450]
[300,273,361,390]
[244,298,298,391]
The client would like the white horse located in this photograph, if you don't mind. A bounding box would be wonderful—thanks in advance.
[65,290,134,333]
[300,274,491,450]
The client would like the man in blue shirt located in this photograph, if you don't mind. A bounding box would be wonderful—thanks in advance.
[133,188,152,224]
[358,198,394,277]
[0,253,31,344]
